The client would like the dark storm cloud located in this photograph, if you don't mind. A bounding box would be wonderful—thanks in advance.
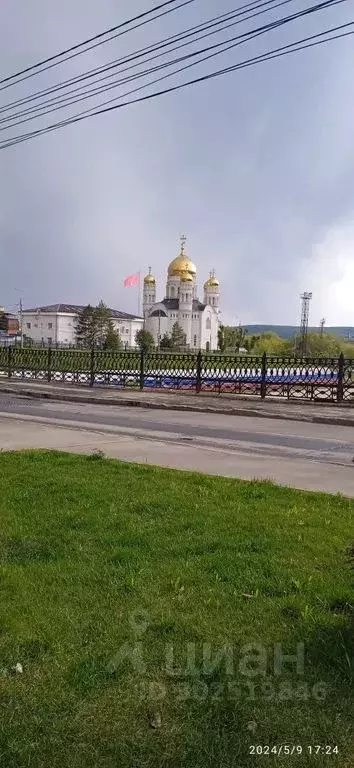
[1,0,353,324]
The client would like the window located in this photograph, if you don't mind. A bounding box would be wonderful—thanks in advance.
[206,317,211,330]
[194,335,197,347]
[48,322,53,329]
[47,337,52,345]
[34,323,38,328]
[126,328,129,334]
[26,322,31,329]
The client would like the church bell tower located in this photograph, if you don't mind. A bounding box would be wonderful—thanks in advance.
[204,270,220,311]
[143,268,156,319]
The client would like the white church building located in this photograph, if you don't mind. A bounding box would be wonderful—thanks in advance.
[143,238,221,351]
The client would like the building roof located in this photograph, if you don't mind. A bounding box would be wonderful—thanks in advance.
[160,298,206,311]
[22,304,142,320]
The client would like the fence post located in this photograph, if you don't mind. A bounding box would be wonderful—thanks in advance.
[7,345,12,378]
[260,351,267,399]
[139,349,145,390]
[196,350,203,393]
[47,346,52,382]
[89,347,95,388]
[337,352,344,403]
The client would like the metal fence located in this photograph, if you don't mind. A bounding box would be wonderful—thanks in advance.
[0,347,353,402]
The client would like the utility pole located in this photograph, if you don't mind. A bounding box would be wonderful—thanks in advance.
[320,318,325,338]
[19,298,23,348]
[14,289,24,348]
[158,310,161,351]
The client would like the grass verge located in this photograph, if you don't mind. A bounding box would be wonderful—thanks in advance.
[0,450,353,767]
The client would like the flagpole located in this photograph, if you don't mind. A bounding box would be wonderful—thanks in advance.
[137,271,142,317]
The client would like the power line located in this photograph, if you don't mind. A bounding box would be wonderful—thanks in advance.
[1,22,352,151]
[0,0,345,132]
[0,0,303,128]
[3,21,352,147]
[0,0,292,115]
[0,0,198,91]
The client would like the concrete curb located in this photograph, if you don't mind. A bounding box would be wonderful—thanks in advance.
[1,382,353,427]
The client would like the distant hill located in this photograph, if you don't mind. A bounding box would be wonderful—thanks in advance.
[243,325,354,340]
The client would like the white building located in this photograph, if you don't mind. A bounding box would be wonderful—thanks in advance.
[144,238,221,351]
[21,304,143,347]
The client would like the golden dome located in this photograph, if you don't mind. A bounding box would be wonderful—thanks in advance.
[168,236,196,278]
[144,268,156,285]
[168,254,197,278]
[181,271,194,283]
[204,273,220,290]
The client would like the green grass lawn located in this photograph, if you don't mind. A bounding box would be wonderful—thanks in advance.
[0,451,353,768]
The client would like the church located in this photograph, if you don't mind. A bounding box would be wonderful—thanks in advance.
[143,237,220,351]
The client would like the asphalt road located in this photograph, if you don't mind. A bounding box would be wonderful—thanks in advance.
[0,393,354,466]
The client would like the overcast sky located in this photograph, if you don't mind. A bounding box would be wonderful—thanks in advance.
[1,0,353,326]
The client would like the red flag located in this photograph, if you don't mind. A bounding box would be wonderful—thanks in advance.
[123,272,140,287]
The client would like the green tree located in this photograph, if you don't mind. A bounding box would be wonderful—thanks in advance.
[223,326,237,350]
[235,326,248,350]
[244,334,259,352]
[218,325,226,352]
[135,328,155,353]
[76,305,96,347]
[341,342,354,359]
[251,332,291,355]
[305,332,342,357]
[103,327,122,350]
[170,322,187,350]
[292,331,344,356]
[94,301,115,347]
[159,333,172,350]
[76,302,116,347]
[222,325,248,352]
